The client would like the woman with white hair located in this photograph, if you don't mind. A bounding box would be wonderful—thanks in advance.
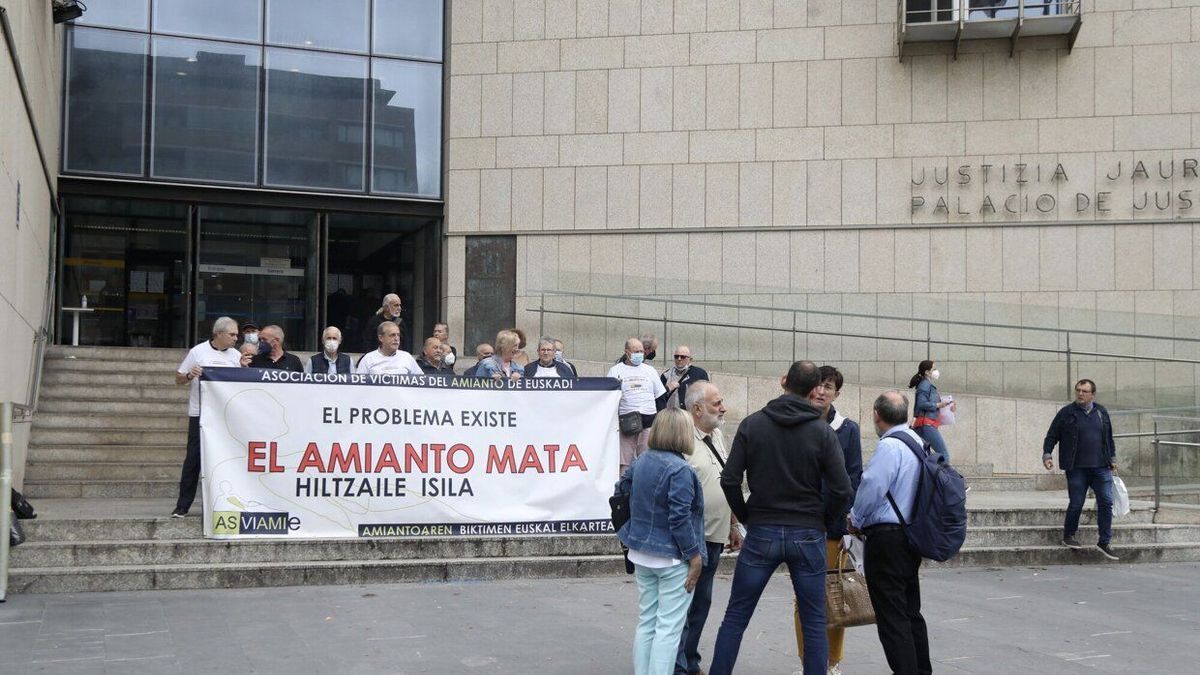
[474,330,524,381]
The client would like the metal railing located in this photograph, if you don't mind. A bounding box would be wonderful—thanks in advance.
[1113,415,1200,512]
[898,0,1082,59]
[902,0,1078,24]
[1,401,14,601]
[530,290,1200,401]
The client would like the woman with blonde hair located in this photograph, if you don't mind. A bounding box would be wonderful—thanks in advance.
[614,407,706,675]
[474,330,524,380]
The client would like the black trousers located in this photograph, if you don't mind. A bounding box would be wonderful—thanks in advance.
[864,527,931,675]
[175,416,201,512]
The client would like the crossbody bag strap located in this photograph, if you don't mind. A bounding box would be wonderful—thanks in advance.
[701,436,725,467]
[881,431,925,528]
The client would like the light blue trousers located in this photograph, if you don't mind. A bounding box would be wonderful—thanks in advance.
[633,562,694,675]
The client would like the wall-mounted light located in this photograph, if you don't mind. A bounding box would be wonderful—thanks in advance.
[52,0,86,24]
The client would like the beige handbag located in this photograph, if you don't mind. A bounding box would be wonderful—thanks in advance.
[825,549,875,629]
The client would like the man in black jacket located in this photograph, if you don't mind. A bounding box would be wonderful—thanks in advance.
[657,344,709,409]
[709,361,852,675]
[1043,378,1119,560]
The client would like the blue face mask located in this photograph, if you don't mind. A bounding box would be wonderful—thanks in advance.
[630,353,644,366]
[554,350,563,362]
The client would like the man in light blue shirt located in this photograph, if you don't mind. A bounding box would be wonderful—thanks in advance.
[849,391,931,675]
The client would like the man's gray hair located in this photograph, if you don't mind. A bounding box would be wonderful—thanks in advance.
[874,390,910,427]
[377,320,399,337]
[684,380,714,411]
[538,337,556,350]
[212,316,237,336]
[378,293,400,315]
[262,324,285,344]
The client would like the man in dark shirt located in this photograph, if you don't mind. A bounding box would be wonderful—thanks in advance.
[416,337,455,374]
[1043,379,1118,560]
[709,361,852,675]
[249,324,304,372]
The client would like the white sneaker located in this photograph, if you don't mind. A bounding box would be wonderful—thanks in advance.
[828,664,843,675]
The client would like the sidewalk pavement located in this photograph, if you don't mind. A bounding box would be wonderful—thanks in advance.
[2,561,1196,674]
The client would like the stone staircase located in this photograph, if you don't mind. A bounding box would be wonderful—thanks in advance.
[9,345,1200,594]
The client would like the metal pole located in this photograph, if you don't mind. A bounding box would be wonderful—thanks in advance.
[1,401,14,602]
[1065,332,1072,400]
[1153,418,1161,512]
[662,304,668,356]
[925,321,931,360]
[538,293,545,341]
[791,311,797,363]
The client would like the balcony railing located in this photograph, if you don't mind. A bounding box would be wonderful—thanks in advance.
[898,0,1082,60]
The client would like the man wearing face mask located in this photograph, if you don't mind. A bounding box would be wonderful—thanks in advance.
[553,338,579,377]
[416,337,455,375]
[240,321,269,355]
[607,337,667,473]
[614,332,660,364]
[249,325,304,372]
[658,345,709,410]
[676,380,743,675]
[306,326,351,375]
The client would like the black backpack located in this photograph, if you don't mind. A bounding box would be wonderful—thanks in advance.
[884,430,968,562]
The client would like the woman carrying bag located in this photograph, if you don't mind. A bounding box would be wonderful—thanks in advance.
[613,408,707,675]
[908,360,955,463]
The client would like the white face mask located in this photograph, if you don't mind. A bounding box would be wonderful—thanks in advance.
[324,339,339,353]
[930,369,940,381]
[554,350,563,362]
[443,352,456,365]
[244,332,259,345]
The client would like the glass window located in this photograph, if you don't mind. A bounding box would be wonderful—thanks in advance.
[266,0,368,52]
[151,37,260,184]
[59,198,189,348]
[152,0,262,42]
[64,28,148,176]
[371,59,441,198]
[73,0,150,30]
[373,0,443,60]
[264,48,367,191]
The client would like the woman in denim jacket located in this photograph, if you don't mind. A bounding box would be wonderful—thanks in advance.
[908,359,954,462]
[614,407,706,675]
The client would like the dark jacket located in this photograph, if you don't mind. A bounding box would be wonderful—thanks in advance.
[824,406,863,539]
[522,360,577,379]
[416,356,455,375]
[615,449,706,564]
[657,365,710,410]
[1043,402,1116,471]
[250,351,304,372]
[363,313,405,352]
[309,352,351,375]
[720,394,852,531]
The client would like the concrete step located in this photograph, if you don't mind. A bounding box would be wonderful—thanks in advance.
[39,383,188,402]
[964,506,1155,527]
[43,371,185,387]
[935,541,1200,568]
[43,356,187,372]
[964,524,1200,548]
[23,517,200,541]
[32,413,188,430]
[9,534,624,568]
[37,399,185,415]
[30,428,186,446]
[20,480,183,499]
[968,474,1067,491]
[24,461,182,481]
[6,554,644,594]
[954,463,994,478]
[28,445,185,463]
[47,345,188,363]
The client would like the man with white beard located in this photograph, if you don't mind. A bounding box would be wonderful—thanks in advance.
[675,380,744,675]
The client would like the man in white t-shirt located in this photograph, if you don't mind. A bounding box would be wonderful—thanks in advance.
[356,320,422,375]
[607,337,667,472]
[172,316,242,518]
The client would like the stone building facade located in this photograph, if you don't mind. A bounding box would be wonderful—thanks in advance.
[444,1,1200,408]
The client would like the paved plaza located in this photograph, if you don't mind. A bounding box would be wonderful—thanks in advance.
[1,561,1197,674]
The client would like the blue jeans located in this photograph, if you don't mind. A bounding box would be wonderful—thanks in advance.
[675,541,724,674]
[709,525,827,675]
[634,562,694,675]
[915,425,949,463]
[1064,467,1114,546]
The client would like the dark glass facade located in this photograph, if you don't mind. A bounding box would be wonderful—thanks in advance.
[59,2,444,351]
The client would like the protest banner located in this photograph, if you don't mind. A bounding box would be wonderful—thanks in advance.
[198,368,621,539]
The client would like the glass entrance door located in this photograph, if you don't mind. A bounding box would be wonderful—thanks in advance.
[195,206,318,350]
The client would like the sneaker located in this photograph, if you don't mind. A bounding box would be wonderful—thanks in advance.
[1097,543,1120,561]
[1062,535,1083,549]
[828,665,843,675]
[170,508,187,518]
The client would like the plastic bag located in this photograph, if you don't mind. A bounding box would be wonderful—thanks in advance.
[841,534,865,575]
[1112,475,1130,518]
[9,518,25,547]
[937,396,956,426]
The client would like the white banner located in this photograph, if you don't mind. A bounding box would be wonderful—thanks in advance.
[199,369,621,539]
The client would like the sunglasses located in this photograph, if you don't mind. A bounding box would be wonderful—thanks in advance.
[673,354,691,359]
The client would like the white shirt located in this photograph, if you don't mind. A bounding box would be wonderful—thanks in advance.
[356,349,422,375]
[534,364,561,378]
[687,426,733,544]
[178,340,241,417]
[626,548,681,568]
[606,362,667,415]
[303,352,341,375]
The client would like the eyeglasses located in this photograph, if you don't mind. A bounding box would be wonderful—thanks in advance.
[673,354,690,359]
